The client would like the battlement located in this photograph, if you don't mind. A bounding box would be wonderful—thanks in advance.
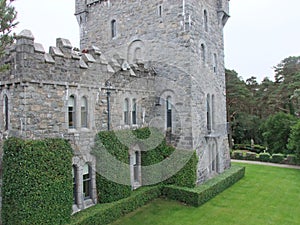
[1,30,152,87]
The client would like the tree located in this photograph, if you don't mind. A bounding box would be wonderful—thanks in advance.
[0,0,18,67]
[231,112,263,144]
[225,69,253,146]
[260,112,297,154]
[225,69,251,120]
[255,77,277,118]
[287,120,300,160]
[273,56,300,116]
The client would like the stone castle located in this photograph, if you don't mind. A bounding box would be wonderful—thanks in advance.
[0,0,230,213]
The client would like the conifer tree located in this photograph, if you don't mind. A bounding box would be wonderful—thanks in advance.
[0,0,18,59]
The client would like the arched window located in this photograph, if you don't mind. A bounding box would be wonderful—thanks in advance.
[204,10,208,32]
[111,19,116,38]
[4,94,9,130]
[81,97,88,128]
[166,96,172,129]
[68,95,76,128]
[124,98,129,125]
[132,99,137,125]
[83,163,91,199]
[201,44,206,64]
[207,94,211,132]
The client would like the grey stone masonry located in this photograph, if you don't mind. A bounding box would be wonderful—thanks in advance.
[76,0,231,182]
[0,0,231,218]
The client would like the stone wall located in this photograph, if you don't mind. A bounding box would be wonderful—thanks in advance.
[75,0,231,182]
[0,0,231,218]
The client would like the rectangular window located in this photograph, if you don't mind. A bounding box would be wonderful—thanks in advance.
[158,5,163,17]
[132,99,137,125]
[111,19,116,38]
[124,99,129,125]
[133,151,139,182]
[166,97,172,128]
[4,95,8,131]
[68,96,75,128]
[81,97,88,128]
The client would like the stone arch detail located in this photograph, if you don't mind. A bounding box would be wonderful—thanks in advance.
[127,40,146,64]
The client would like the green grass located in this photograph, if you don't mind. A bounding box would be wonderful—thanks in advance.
[111,163,300,225]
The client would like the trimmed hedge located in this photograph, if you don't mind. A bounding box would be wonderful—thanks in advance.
[245,152,257,161]
[271,153,285,164]
[70,165,245,224]
[232,150,244,159]
[286,154,298,165]
[164,151,198,188]
[258,152,271,162]
[162,165,245,207]
[233,144,265,154]
[69,185,162,225]
[2,138,73,225]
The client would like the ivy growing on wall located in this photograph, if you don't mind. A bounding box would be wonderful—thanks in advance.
[93,131,132,203]
[2,138,73,225]
[92,127,198,204]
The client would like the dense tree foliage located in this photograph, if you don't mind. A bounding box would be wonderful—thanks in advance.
[260,112,297,154]
[0,0,17,50]
[226,55,300,155]
[288,120,300,159]
[0,0,18,70]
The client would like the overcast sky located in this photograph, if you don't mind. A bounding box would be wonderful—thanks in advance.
[12,0,300,82]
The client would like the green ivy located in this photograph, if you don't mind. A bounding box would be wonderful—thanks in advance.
[93,131,131,203]
[2,138,73,225]
[92,127,198,203]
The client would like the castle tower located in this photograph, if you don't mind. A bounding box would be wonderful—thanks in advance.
[75,0,231,182]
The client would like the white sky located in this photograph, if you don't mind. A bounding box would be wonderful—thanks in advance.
[12,0,300,82]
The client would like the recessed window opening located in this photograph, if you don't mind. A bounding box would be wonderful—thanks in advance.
[158,5,163,17]
[124,98,129,125]
[212,94,215,130]
[213,53,217,73]
[132,99,137,125]
[68,95,76,128]
[111,19,116,38]
[133,151,139,182]
[201,44,206,63]
[204,10,208,32]
[4,94,8,130]
[83,164,91,199]
[166,96,172,129]
[81,97,88,128]
[207,94,211,132]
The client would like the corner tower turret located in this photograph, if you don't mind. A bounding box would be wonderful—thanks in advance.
[75,0,231,183]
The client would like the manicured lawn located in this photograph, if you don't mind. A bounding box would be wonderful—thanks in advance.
[111,163,300,225]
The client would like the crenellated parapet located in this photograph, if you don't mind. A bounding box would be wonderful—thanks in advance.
[0,29,158,144]
[0,29,152,89]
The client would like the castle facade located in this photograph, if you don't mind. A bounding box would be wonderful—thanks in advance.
[0,0,230,213]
